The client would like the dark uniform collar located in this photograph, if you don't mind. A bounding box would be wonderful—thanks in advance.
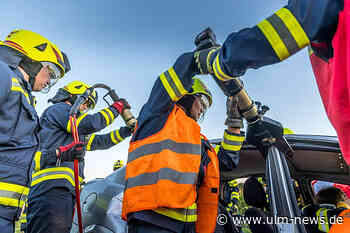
[0,46,33,92]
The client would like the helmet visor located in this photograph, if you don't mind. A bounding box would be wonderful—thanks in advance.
[196,94,210,122]
[40,62,62,93]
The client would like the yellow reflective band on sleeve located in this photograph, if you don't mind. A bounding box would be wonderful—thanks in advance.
[116,130,124,142]
[160,67,188,102]
[86,134,96,151]
[99,110,110,125]
[110,131,119,144]
[221,132,244,151]
[275,8,310,49]
[11,78,31,104]
[257,19,290,60]
[33,151,42,172]
[257,8,309,61]
[168,67,188,96]
[105,108,115,122]
[213,54,235,81]
[160,73,178,101]
[224,131,245,142]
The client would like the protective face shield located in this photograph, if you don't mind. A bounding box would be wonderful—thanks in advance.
[195,93,210,122]
[40,61,63,93]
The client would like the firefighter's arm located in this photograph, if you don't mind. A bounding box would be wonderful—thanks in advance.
[217,129,245,171]
[143,52,197,113]
[197,0,342,80]
[66,106,120,135]
[86,126,133,151]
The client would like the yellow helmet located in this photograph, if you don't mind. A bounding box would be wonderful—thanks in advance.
[0,29,70,77]
[64,81,98,109]
[113,160,124,171]
[187,77,212,107]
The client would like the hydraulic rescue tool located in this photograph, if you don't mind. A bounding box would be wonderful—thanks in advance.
[69,84,136,233]
[194,27,293,157]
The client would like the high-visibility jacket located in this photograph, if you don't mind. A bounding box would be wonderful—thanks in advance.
[122,104,219,233]
[329,209,350,233]
[309,0,350,164]
[28,102,128,199]
[0,47,39,220]
[122,55,244,233]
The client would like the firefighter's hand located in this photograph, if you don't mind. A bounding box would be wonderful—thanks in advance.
[57,141,86,162]
[112,98,131,114]
[194,46,221,75]
[118,126,134,139]
[225,96,243,129]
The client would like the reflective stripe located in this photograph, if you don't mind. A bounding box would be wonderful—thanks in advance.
[128,139,201,163]
[115,130,123,142]
[266,14,299,55]
[275,8,309,49]
[213,54,234,81]
[67,113,88,133]
[317,208,330,232]
[110,131,119,144]
[207,47,219,74]
[257,8,309,61]
[11,78,31,104]
[159,67,188,102]
[126,167,197,189]
[214,145,220,154]
[31,167,83,187]
[0,182,29,208]
[100,109,111,125]
[154,203,197,222]
[105,108,115,122]
[221,132,244,151]
[34,151,42,172]
[86,134,96,151]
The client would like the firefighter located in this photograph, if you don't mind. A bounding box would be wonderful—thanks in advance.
[302,187,348,233]
[113,160,124,171]
[193,1,350,165]
[0,29,70,233]
[26,81,133,233]
[122,51,245,233]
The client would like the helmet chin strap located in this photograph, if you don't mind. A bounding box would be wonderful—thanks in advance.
[18,58,43,89]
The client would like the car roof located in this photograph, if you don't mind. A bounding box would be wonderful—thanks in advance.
[210,134,350,184]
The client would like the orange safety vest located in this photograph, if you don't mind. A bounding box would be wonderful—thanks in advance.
[122,104,220,233]
[329,209,350,233]
[196,134,220,233]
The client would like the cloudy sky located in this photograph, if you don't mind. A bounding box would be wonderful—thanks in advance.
[1,0,335,180]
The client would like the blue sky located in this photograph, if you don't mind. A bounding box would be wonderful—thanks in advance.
[1,0,335,180]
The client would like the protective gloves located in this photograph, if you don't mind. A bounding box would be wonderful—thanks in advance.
[57,141,86,162]
[225,96,244,129]
[111,98,131,115]
[194,46,221,75]
[119,126,134,138]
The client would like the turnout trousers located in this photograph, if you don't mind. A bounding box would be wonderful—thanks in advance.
[26,187,75,233]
